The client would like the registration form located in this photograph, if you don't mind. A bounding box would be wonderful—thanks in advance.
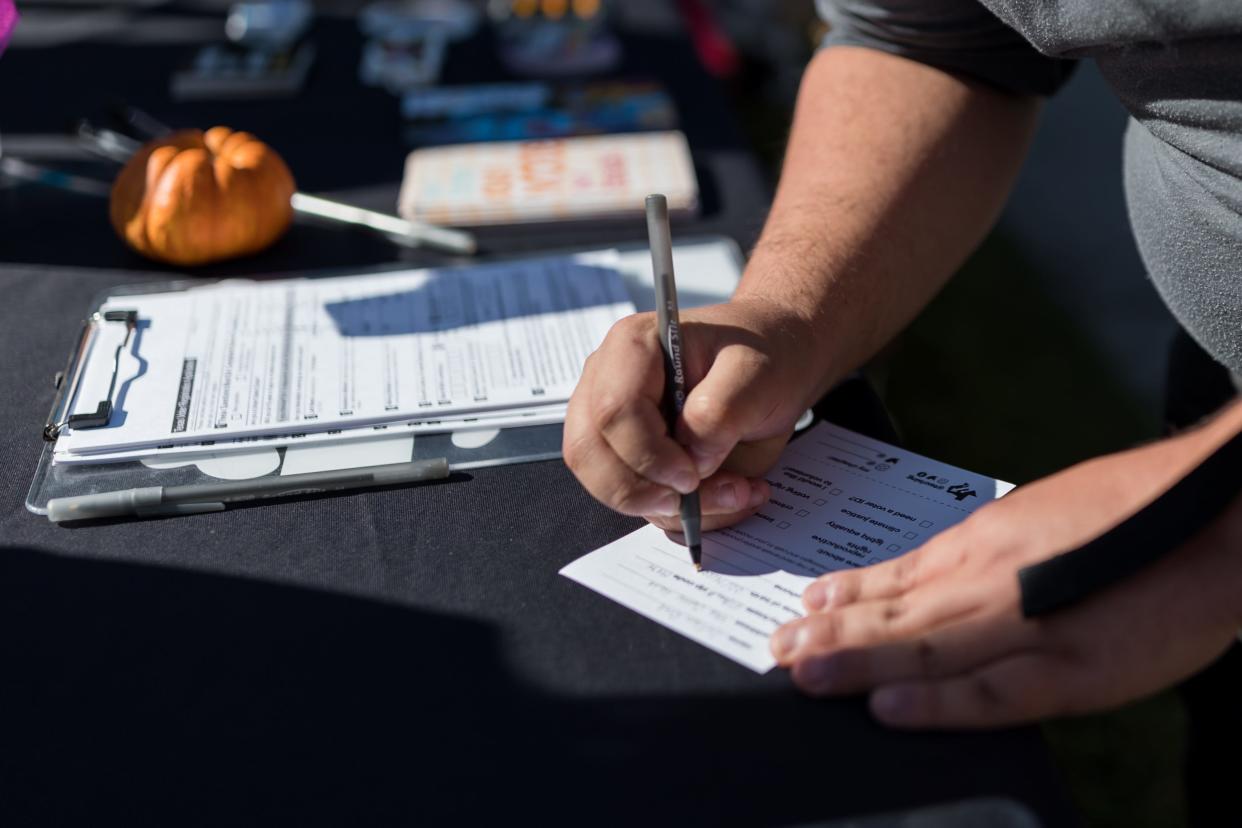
[561,422,1012,673]
[53,403,568,465]
[57,252,631,459]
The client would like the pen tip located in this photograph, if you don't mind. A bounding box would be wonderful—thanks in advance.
[694,562,702,572]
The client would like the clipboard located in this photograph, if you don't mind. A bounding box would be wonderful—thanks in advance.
[26,236,745,516]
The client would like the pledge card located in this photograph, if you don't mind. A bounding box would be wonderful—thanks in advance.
[561,421,1012,673]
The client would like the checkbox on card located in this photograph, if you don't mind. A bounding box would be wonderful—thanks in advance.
[904,531,917,540]
[814,498,826,506]
[919,520,933,528]
[830,488,842,496]
[796,509,809,517]
[887,544,901,553]
[777,521,791,529]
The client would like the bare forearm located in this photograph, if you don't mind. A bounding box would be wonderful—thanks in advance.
[734,46,1041,403]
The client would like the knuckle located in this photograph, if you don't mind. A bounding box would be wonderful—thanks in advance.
[593,392,629,431]
[831,573,859,606]
[613,479,652,515]
[913,638,939,675]
[813,572,854,610]
[629,448,665,480]
[970,674,1007,711]
[949,542,971,571]
[810,613,844,649]
[561,433,587,471]
[792,665,827,696]
[580,350,598,374]
[612,483,640,514]
[880,597,907,626]
[891,552,921,592]
[645,515,679,532]
[687,394,731,434]
[962,503,1007,548]
[740,350,775,384]
[615,312,655,343]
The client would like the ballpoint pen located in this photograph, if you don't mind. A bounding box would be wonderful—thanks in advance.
[646,193,703,570]
[45,457,450,522]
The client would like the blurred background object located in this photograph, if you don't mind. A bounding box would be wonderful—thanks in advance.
[226,0,312,47]
[0,0,16,55]
[400,79,677,145]
[488,0,620,76]
[358,0,480,92]
[174,0,316,99]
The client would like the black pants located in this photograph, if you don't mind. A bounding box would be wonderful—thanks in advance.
[1165,329,1242,828]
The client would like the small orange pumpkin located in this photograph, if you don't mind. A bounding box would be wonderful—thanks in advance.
[110,126,296,266]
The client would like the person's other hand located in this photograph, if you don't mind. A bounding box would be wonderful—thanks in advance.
[563,298,823,532]
[770,421,1242,728]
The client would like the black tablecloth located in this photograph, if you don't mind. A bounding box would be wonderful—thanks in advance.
[0,10,1075,825]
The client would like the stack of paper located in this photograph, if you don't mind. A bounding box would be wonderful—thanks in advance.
[55,252,634,465]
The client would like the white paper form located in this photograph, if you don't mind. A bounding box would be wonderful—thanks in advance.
[54,403,567,465]
[561,422,1013,673]
[56,252,631,458]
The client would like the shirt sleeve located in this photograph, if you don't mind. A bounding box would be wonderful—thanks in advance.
[815,0,1076,96]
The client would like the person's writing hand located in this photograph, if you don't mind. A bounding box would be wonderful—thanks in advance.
[771,417,1242,728]
[564,299,822,532]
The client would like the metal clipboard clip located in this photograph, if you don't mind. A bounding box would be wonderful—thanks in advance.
[43,309,139,442]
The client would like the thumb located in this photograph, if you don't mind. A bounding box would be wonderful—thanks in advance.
[678,346,780,477]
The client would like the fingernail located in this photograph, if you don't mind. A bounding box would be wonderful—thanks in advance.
[653,492,679,516]
[871,686,911,723]
[671,469,698,494]
[803,581,827,612]
[771,625,801,660]
[715,480,739,510]
[747,482,767,508]
[690,448,720,476]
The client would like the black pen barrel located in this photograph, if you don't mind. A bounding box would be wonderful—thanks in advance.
[162,457,449,502]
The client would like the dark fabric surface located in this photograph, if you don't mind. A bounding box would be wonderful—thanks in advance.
[0,267,1074,825]
[0,10,1073,826]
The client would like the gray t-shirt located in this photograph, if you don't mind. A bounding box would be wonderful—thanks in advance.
[816,0,1242,375]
